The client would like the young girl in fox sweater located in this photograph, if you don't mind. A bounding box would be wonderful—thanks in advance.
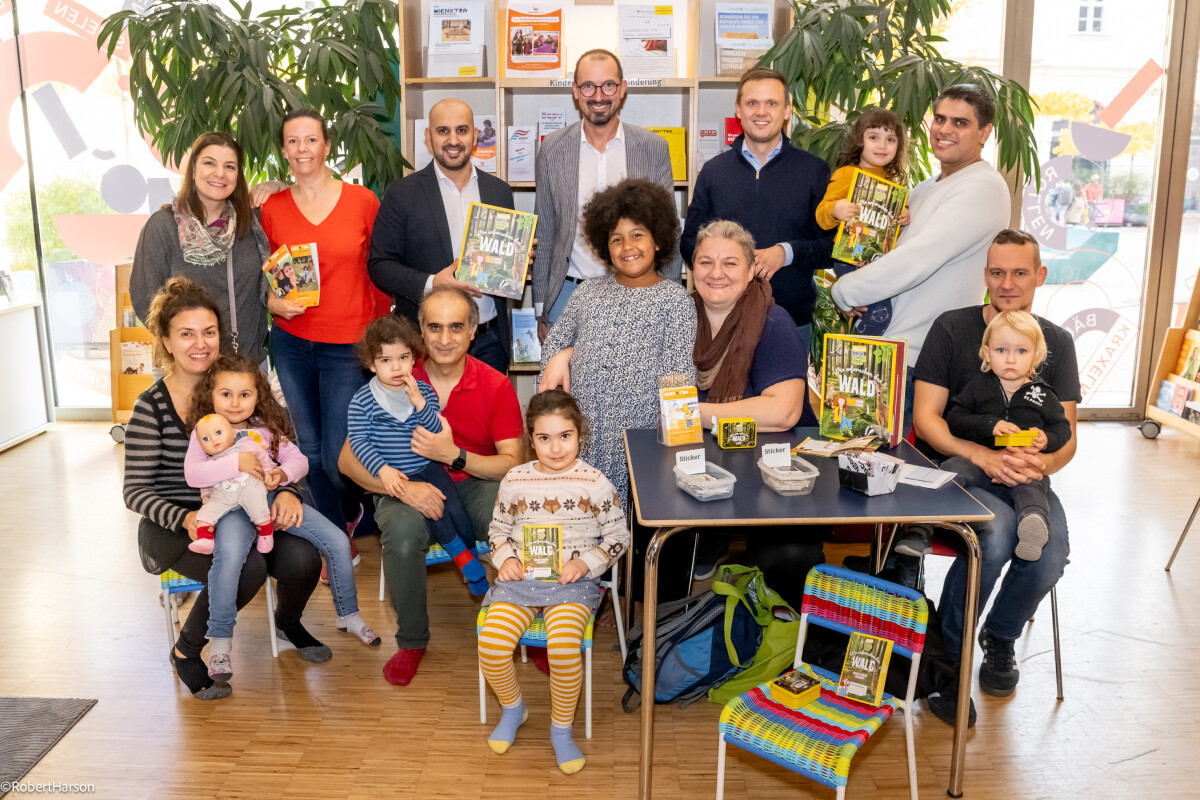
[478,390,628,774]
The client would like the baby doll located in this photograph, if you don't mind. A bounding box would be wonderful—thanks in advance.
[185,413,276,555]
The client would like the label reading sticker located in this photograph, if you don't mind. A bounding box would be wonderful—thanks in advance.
[762,443,791,468]
[675,449,706,475]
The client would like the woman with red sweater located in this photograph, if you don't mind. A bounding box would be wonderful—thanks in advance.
[261,109,390,542]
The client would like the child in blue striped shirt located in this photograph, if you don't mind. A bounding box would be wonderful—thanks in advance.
[348,315,489,594]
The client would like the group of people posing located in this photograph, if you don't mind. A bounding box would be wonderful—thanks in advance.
[123,47,1078,770]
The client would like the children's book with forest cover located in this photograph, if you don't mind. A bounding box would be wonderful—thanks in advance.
[837,632,894,707]
[522,524,561,581]
[455,202,538,300]
[831,169,908,266]
[819,334,907,447]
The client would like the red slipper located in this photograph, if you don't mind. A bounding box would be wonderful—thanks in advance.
[383,647,426,686]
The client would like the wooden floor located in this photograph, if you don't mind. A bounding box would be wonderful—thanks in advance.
[3,421,1200,798]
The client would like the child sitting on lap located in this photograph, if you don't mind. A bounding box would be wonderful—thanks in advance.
[939,310,1072,562]
[347,314,489,594]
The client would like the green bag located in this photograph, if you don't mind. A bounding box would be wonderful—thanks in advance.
[706,563,801,705]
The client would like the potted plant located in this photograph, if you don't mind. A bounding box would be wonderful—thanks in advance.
[97,0,407,191]
[766,0,1040,382]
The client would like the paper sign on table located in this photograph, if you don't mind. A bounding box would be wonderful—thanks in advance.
[675,448,706,475]
[761,442,791,468]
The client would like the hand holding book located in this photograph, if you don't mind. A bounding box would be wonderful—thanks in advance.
[498,557,524,582]
[557,558,589,584]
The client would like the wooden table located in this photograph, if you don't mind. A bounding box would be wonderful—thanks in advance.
[624,427,994,799]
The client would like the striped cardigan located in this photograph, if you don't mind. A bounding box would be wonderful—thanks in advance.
[530,121,681,316]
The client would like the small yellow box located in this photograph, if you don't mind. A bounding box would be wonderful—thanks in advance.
[768,668,821,710]
[716,417,757,449]
[995,430,1037,447]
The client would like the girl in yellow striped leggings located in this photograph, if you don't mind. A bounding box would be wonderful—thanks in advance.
[479,390,629,774]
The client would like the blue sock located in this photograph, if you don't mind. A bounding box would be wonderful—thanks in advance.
[469,576,490,596]
[488,700,527,754]
[551,724,585,774]
[443,537,488,588]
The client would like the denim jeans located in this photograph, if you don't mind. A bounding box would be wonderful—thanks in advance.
[470,324,509,375]
[375,477,500,649]
[547,277,582,325]
[206,493,360,639]
[270,325,369,529]
[938,485,1070,656]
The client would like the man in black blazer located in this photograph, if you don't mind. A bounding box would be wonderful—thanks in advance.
[369,98,516,374]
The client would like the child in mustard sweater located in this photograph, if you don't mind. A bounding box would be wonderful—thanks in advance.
[815,107,911,336]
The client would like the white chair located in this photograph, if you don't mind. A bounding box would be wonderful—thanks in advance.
[159,569,279,659]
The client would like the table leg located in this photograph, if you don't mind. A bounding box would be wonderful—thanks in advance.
[639,525,689,800]
[933,521,982,799]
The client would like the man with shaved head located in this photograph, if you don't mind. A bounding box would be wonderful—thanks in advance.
[369,98,517,373]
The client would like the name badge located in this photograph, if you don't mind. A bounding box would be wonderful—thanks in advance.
[762,442,791,468]
[675,448,706,475]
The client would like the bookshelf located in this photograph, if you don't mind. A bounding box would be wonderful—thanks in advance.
[1142,278,1200,440]
[397,0,793,379]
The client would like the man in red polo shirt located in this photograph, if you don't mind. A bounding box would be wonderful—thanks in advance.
[340,286,523,685]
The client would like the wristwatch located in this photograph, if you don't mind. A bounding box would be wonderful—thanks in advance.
[450,448,467,471]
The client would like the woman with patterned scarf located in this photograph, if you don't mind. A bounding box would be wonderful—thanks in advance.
[691,219,814,430]
[132,132,274,364]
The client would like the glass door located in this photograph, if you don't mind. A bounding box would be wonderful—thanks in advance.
[1020,0,1172,411]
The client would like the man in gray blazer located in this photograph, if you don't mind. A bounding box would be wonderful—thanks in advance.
[531,48,680,341]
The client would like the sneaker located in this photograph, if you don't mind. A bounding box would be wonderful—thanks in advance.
[894,524,933,557]
[841,554,924,592]
[978,630,1019,697]
[1015,513,1049,562]
[926,689,977,728]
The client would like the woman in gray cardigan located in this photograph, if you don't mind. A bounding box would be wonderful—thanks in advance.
[131,132,275,364]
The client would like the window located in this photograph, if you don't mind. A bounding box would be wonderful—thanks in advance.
[1079,0,1105,33]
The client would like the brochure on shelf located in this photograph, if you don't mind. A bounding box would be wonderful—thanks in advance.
[511,307,541,364]
[507,125,537,181]
[697,121,722,169]
[539,107,566,141]
[472,114,498,173]
[618,5,675,79]
[427,1,486,77]
[715,3,773,77]
[646,126,686,180]
[506,4,563,76]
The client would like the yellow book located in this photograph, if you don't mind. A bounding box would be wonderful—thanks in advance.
[647,126,686,181]
[659,385,701,446]
[838,632,893,707]
[995,430,1038,447]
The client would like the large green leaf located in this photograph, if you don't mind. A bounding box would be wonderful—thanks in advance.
[97,0,409,193]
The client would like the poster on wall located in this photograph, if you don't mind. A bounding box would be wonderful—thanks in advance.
[618,5,675,79]
[506,4,563,76]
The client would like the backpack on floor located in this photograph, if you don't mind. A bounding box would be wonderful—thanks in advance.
[706,564,801,706]
[621,571,763,710]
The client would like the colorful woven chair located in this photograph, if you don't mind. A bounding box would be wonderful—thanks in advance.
[159,569,279,659]
[716,564,928,800]
[474,564,619,741]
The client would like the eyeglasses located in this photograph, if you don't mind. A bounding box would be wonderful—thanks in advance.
[576,81,620,98]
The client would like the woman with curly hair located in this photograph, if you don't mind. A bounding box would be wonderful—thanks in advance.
[539,177,696,504]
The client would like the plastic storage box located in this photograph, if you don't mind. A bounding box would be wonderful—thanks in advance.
[673,462,737,501]
[757,455,819,496]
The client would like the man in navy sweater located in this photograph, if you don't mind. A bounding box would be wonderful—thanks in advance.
[681,67,833,352]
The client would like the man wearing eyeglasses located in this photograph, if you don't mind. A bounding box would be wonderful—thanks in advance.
[532,48,680,341]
